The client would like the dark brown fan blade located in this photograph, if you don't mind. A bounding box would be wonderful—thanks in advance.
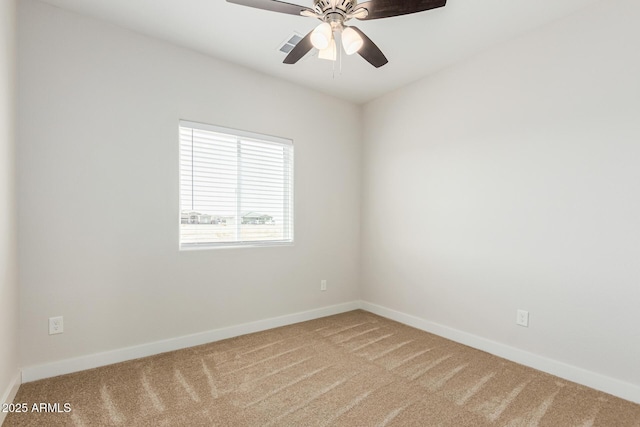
[355,0,446,20]
[227,0,312,16]
[283,30,314,64]
[349,26,388,68]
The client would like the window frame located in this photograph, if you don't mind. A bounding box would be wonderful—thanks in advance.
[178,120,294,250]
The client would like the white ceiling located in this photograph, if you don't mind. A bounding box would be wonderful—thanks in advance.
[37,0,600,104]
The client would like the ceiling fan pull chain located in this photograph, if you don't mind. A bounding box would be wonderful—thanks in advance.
[332,53,336,79]
[339,34,343,75]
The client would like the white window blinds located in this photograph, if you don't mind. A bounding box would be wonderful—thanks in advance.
[179,121,294,248]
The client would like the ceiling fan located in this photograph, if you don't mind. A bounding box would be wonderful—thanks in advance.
[227,0,447,68]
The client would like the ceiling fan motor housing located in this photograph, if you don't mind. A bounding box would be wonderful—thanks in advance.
[314,0,358,26]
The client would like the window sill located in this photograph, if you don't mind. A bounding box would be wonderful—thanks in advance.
[179,241,294,251]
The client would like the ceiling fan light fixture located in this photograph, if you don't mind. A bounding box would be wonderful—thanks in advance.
[310,22,332,50]
[318,37,337,61]
[341,26,363,55]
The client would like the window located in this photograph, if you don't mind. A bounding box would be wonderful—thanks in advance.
[179,121,294,249]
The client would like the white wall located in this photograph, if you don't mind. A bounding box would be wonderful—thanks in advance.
[362,0,640,393]
[0,0,19,411]
[17,0,361,368]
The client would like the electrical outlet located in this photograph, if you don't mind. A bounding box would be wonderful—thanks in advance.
[49,316,64,335]
[516,310,529,327]
[320,280,327,291]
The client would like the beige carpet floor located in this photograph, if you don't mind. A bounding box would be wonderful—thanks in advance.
[4,310,640,426]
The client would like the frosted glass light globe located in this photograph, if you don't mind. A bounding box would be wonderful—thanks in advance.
[311,23,332,50]
[342,27,363,55]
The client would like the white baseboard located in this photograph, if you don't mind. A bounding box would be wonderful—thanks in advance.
[0,369,22,426]
[360,301,640,404]
[22,300,638,404]
[22,301,361,383]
